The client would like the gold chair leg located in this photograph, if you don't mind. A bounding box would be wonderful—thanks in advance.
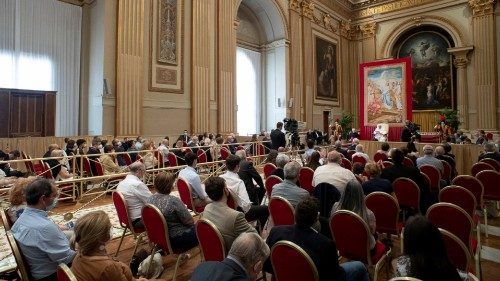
[146,245,157,278]
[172,253,185,281]
[115,228,127,257]
[483,208,488,238]
[131,233,144,260]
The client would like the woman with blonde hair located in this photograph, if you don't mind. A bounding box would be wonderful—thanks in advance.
[141,140,158,169]
[8,176,37,222]
[331,180,377,251]
[71,211,150,281]
[147,172,198,251]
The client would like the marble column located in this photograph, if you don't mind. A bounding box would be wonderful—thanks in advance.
[448,47,473,130]
[116,0,144,135]
[468,0,498,131]
[288,0,304,120]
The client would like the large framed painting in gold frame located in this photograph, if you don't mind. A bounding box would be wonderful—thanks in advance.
[359,57,412,141]
[149,0,183,93]
[313,30,340,105]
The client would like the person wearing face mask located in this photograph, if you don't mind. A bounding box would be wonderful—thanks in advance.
[70,211,151,281]
[11,178,76,281]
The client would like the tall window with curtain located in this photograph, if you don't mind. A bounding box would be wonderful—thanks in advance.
[236,47,261,136]
[0,0,82,136]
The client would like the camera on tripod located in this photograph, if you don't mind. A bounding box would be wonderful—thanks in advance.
[283,118,300,147]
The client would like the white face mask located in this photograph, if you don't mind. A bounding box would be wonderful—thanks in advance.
[117,142,122,147]
[45,197,58,211]
[98,144,103,150]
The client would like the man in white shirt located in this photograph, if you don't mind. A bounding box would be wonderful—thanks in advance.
[351,144,370,162]
[313,151,357,194]
[116,162,152,228]
[220,155,269,229]
[158,138,170,166]
[179,152,210,207]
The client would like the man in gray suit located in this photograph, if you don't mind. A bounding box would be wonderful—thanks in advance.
[201,176,257,252]
[271,161,310,208]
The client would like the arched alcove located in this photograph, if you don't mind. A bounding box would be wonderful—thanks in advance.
[235,0,288,135]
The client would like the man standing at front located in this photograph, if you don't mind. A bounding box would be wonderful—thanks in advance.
[270,122,286,150]
[116,162,152,228]
[12,179,76,281]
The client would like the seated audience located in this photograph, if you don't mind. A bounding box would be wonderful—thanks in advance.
[147,172,198,251]
[442,142,455,159]
[235,150,265,205]
[313,151,357,194]
[265,197,369,281]
[435,145,456,180]
[201,176,257,252]
[352,145,370,161]
[475,130,487,145]
[210,137,224,161]
[140,140,158,169]
[221,155,269,228]
[157,138,170,166]
[43,144,60,158]
[416,145,444,175]
[303,139,315,160]
[377,142,390,156]
[362,163,393,195]
[306,151,322,171]
[331,180,376,251]
[191,232,269,281]
[271,161,309,208]
[65,139,77,156]
[263,149,278,165]
[334,140,349,159]
[99,145,126,175]
[111,138,127,167]
[71,211,150,281]
[179,153,210,207]
[12,178,76,281]
[392,215,466,281]
[76,139,87,155]
[348,138,360,151]
[116,162,152,228]
[478,142,500,162]
[270,153,289,180]
[8,177,37,222]
[352,162,367,183]
[46,149,73,180]
[0,149,23,177]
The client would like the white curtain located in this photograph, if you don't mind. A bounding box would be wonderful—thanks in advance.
[0,0,81,136]
[236,47,261,136]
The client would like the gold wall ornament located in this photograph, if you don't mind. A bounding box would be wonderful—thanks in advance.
[353,0,436,19]
[453,56,469,68]
[359,22,377,39]
[301,0,315,19]
[411,16,423,26]
[340,20,355,39]
[290,0,302,13]
[468,0,497,16]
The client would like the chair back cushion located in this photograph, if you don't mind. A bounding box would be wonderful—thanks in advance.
[196,219,226,261]
[365,192,400,235]
[263,163,277,179]
[439,186,476,218]
[298,167,315,193]
[403,157,414,167]
[112,191,132,229]
[167,152,178,167]
[312,182,341,218]
[393,177,420,212]
[426,203,472,248]
[352,155,367,165]
[82,157,93,177]
[176,178,194,210]
[476,170,500,201]
[382,161,394,168]
[374,152,388,162]
[439,228,470,271]
[197,149,207,163]
[265,176,282,198]
[220,148,231,160]
[440,160,452,183]
[271,241,319,281]
[122,153,133,166]
[471,162,494,177]
[479,158,500,171]
[451,175,484,209]
[269,197,295,226]
[94,159,104,176]
[142,204,173,254]
[330,210,370,263]
[57,264,77,281]
[347,150,356,160]
[419,165,441,192]
[340,158,352,170]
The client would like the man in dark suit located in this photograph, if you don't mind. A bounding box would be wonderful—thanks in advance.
[270,122,286,150]
[235,150,265,205]
[191,232,269,281]
[401,120,413,142]
[264,197,369,281]
[381,148,433,213]
[478,142,500,162]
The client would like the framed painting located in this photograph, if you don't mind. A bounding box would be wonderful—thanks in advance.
[314,33,339,103]
[359,57,413,128]
[397,31,453,110]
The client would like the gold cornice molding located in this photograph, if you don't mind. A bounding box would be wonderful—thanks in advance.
[468,0,497,16]
[352,0,437,19]
[302,0,316,19]
[312,10,338,33]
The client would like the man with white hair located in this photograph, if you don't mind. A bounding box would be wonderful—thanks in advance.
[348,138,360,150]
[191,232,270,281]
[271,161,309,208]
[351,144,370,161]
[158,138,170,166]
[416,145,443,174]
[313,151,357,194]
[478,142,500,162]
[270,153,290,180]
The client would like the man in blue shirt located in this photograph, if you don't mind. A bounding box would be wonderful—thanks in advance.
[12,178,76,281]
[179,152,210,207]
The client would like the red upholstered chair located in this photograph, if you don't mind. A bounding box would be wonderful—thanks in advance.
[42,162,54,179]
[6,231,31,281]
[479,158,500,171]
[419,165,442,192]
[123,153,133,166]
[439,228,471,272]
[347,150,356,160]
[112,191,146,257]
[365,192,402,238]
[330,210,390,281]
[21,151,33,173]
[263,163,277,179]
[220,147,231,160]
[176,177,204,214]
[1,208,13,232]
[57,264,77,281]
[352,155,368,165]
[271,241,319,281]
[82,157,93,177]
[426,202,480,278]
[269,196,295,226]
[341,158,352,170]
[196,218,225,261]
[476,169,500,201]
[196,149,207,164]
[142,204,194,281]
[486,132,493,141]
[257,143,266,156]
[298,167,315,193]
[373,152,388,162]
[471,162,494,177]
[265,175,282,199]
[183,148,193,155]
[154,150,164,168]
[419,172,431,191]
[93,159,105,176]
[440,160,452,183]
[382,161,394,168]
[402,157,414,167]
[167,152,178,167]
[451,175,487,237]
[393,177,421,215]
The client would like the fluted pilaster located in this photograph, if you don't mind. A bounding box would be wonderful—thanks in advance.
[116,0,144,135]
[448,47,473,130]
[289,0,304,120]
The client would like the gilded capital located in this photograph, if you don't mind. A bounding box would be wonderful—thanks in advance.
[359,22,377,39]
[301,0,315,20]
[290,0,302,13]
[340,21,355,39]
[468,0,497,16]
[453,56,469,68]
